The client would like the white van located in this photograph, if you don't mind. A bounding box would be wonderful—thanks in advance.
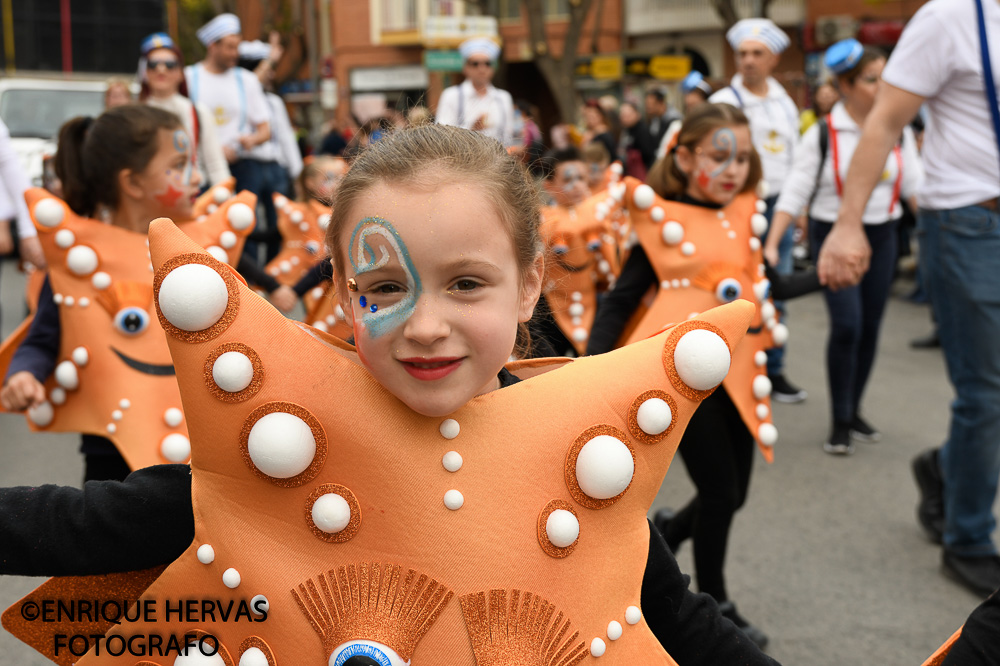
[0,76,108,186]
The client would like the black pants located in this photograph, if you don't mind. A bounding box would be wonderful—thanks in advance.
[661,388,754,602]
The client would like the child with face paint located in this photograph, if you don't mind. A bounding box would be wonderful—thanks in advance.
[588,103,819,649]
[0,105,253,482]
[0,124,785,666]
[531,147,622,356]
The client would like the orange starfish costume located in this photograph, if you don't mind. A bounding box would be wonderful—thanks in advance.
[0,188,254,470]
[264,196,329,286]
[8,219,758,665]
[618,177,780,461]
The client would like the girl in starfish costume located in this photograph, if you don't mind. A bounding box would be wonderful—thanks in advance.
[0,106,254,480]
[0,124,793,665]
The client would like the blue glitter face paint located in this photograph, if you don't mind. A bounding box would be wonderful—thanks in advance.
[348,216,422,339]
[172,130,194,186]
[709,128,737,178]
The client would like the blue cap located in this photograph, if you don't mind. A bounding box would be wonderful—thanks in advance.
[681,71,712,96]
[825,38,864,75]
[140,32,176,57]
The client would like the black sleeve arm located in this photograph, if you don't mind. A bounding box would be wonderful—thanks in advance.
[941,589,1000,665]
[0,464,194,576]
[5,275,60,384]
[236,255,281,293]
[642,520,782,665]
[765,261,822,301]
[292,257,333,297]
[585,245,657,356]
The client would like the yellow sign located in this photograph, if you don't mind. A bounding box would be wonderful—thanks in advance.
[648,55,691,81]
[590,56,623,80]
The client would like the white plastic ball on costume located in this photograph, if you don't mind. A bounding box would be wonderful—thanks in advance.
[661,221,684,246]
[290,210,304,223]
[443,489,464,510]
[91,272,112,291]
[334,304,345,320]
[106,423,116,434]
[572,327,588,343]
[274,195,288,209]
[442,451,463,472]
[752,375,772,400]
[78,297,90,308]
[755,199,768,214]
[71,346,89,367]
[325,315,336,327]
[440,418,460,440]
[279,261,292,274]
[33,198,65,228]
[212,186,230,204]
[227,202,255,230]
[632,184,655,210]
[758,423,778,446]
[546,509,579,548]
[753,279,771,302]
[219,230,237,249]
[318,214,331,230]
[607,620,623,641]
[161,433,191,462]
[164,407,184,428]
[65,296,76,307]
[52,293,63,304]
[757,180,770,199]
[312,493,352,533]
[222,568,241,589]
[751,213,769,238]
[206,246,229,264]
[749,237,761,251]
[111,410,122,421]
[569,303,585,317]
[598,260,611,274]
[247,412,316,478]
[250,595,269,616]
[625,606,642,625]
[681,242,696,256]
[636,398,672,436]
[158,263,229,332]
[66,245,99,276]
[576,435,633,499]
[28,401,54,427]
[239,647,269,666]
[591,638,607,657]
[760,301,776,323]
[55,361,79,390]
[206,204,218,214]
[290,256,300,266]
[312,321,329,332]
[611,163,623,175]
[213,351,254,393]
[571,291,583,302]
[50,388,66,405]
[310,287,324,300]
[673,329,731,391]
[650,206,665,222]
[196,543,215,564]
[772,322,789,346]
[756,403,770,420]
[119,398,130,409]
[299,222,310,233]
[55,229,75,249]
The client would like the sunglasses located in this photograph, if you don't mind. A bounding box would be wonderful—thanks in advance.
[148,59,180,71]
[466,59,493,68]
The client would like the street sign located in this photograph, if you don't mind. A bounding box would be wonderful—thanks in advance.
[575,55,623,80]
[625,55,691,81]
[424,50,463,72]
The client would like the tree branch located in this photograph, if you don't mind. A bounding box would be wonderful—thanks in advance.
[711,0,739,29]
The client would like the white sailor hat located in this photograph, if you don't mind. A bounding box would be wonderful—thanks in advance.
[197,13,241,46]
[726,18,790,55]
[459,38,500,62]
[238,39,271,62]
[824,38,864,74]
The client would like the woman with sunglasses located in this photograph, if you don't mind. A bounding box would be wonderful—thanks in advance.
[138,32,231,188]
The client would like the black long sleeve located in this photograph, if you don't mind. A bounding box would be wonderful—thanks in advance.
[586,244,657,356]
[941,590,1000,665]
[236,255,281,293]
[642,520,782,665]
[0,464,193,576]
[292,257,333,297]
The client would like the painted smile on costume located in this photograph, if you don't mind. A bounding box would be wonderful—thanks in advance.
[111,347,176,376]
[348,216,422,339]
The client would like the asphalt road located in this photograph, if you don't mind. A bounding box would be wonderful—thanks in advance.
[0,256,992,665]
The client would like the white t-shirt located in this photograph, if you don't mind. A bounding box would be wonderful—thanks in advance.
[184,63,270,157]
[881,0,1000,209]
[0,118,34,239]
[710,75,799,197]
[436,80,516,147]
[775,102,923,223]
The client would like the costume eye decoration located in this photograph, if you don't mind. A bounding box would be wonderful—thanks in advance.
[348,217,422,338]
[715,278,743,303]
[114,307,150,335]
[329,640,408,666]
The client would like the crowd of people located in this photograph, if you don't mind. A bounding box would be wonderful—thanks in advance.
[0,3,999,663]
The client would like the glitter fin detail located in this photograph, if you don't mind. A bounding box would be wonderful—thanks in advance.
[459,589,589,666]
[291,562,453,662]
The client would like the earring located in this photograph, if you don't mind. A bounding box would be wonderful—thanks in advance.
[347,278,358,292]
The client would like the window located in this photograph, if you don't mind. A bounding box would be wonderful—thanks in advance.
[381,0,417,31]
[546,0,570,17]
[499,0,521,20]
[429,0,456,15]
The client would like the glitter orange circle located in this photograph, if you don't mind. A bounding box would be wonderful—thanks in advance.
[239,401,328,488]
[564,424,635,510]
[238,636,277,666]
[662,320,731,402]
[537,499,580,558]
[204,342,264,403]
[305,483,362,543]
[627,389,678,445]
[153,253,241,344]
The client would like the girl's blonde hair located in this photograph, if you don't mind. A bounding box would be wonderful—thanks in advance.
[326,123,542,352]
[647,103,762,200]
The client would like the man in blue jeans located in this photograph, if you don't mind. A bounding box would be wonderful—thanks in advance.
[819,0,1000,596]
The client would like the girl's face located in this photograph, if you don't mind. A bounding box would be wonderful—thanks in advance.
[547,161,590,208]
[339,180,541,417]
[842,58,885,117]
[145,47,183,97]
[105,84,131,108]
[133,128,201,223]
[304,159,347,202]
[677,124,753,206]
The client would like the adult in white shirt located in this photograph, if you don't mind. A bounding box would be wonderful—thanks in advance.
[765,40,922,456]
[710,18,804,404]
[436,38,515,147]
[818,0,1000,596]
[138,33,230,187]
[185,14,274,262]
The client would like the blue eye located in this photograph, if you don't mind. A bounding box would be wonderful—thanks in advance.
[114,307,150,335]
[715,278,743,303]
[329,641,407,666]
